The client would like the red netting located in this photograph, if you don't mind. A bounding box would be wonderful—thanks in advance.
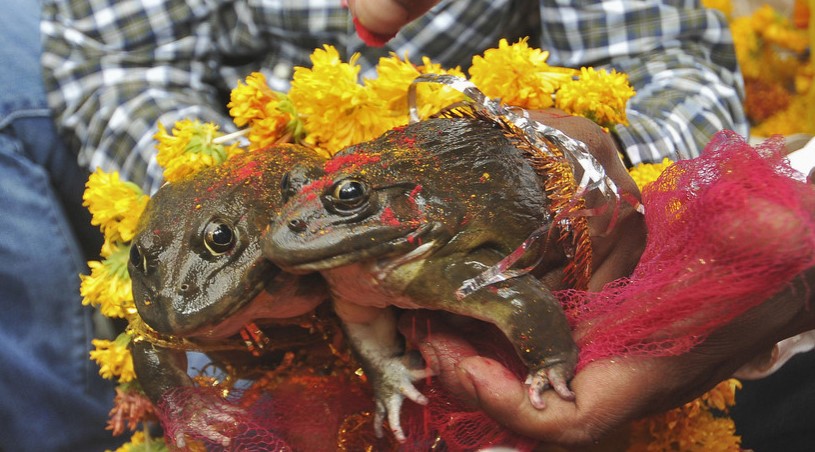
[562,131,815,367]
[155,131,814,450]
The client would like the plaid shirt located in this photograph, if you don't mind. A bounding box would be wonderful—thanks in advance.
[41,0,747,193]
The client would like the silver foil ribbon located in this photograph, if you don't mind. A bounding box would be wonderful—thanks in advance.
[407,74,621,299]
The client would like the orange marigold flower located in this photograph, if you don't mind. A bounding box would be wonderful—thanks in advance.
[628,158,674,191]
[228,72,278,127]
[628,379,742,451]
[229,72,304,149]
[107,385,158,436]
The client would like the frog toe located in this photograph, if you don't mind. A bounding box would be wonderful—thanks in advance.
[526,366,575,409]
[373,392,410,442]
[372,365,428,441]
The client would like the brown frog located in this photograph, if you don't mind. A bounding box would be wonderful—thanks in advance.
[127,145,329,447]
[262,115,580,442]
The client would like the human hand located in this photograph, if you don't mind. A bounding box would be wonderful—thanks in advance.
[527,108,646,290]
[347,0,440,45]
[401,266,815,446]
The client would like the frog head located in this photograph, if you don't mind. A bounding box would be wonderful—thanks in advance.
[128,146,328,338]
[263,117,550,273]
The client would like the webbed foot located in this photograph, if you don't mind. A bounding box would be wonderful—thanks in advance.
[525,363,575,409]
[372,351,435,442]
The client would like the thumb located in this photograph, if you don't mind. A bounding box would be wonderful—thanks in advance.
[456,357,639,445]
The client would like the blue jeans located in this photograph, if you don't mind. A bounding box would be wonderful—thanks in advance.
[0,1,119,450]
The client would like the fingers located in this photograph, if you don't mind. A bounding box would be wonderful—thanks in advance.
[398,311,482,405]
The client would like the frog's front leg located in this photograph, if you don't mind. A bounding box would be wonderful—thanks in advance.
[334,301,433,442]
[131,340,244,447]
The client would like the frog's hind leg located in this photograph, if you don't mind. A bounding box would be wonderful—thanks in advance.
[438,255,579,410]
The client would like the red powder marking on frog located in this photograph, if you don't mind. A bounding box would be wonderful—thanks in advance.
[400,136,417,148]
[380,207,401,227]
[232,159,262,182]
[324,154,381,174]
[301,176,333,202]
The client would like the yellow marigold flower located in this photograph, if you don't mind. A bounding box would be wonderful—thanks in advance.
[84,169,149,246]
[153,119,241,182]
[555,67,635,129]
[751,95,814,136]
[228,72,305,149]
[80,243,136,319]
[90,333,136,383]
[729,17,762,80]
[469,38,577,109]
[753,5,809,54]
[367,53,466,121]
[228,72,277,127]
[290,45,394,154]
[628,158,674,190]
[107,431,167,452]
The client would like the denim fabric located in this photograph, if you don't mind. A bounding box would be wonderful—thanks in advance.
[0,0,119,450]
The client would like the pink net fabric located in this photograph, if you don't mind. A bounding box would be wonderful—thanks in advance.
[562,131,815,366]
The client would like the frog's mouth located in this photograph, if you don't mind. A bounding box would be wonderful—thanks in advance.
[186,269,325,341]
[270,221,439,273]
[184,274,280,340]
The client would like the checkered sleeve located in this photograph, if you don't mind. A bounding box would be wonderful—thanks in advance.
[540,1,749,165]
[40,0,347,193]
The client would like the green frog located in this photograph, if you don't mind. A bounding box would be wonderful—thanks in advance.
[127,145,330,447]
[263,115,580,442]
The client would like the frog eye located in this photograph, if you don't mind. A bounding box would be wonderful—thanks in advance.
[129,244,147,273]
[203,220,236,255]
[331,179,368,211]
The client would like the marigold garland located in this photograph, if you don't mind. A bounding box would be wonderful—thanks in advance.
[228,72,305,150]
[81,38,743,451]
